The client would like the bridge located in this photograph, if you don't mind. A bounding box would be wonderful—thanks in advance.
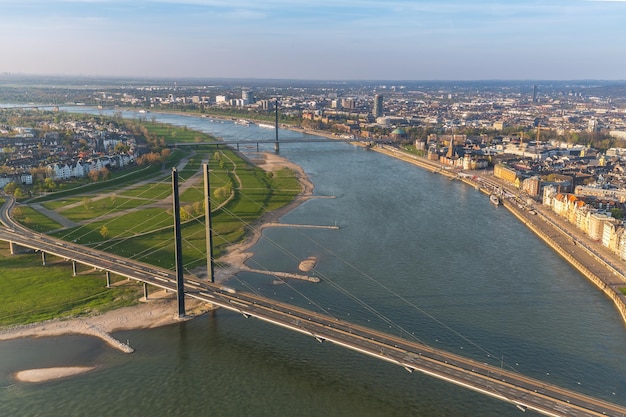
[167,136,386,151]
[2,193,626,417]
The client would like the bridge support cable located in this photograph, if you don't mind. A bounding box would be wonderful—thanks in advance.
[203,164,215,283]
[172,168,186,318]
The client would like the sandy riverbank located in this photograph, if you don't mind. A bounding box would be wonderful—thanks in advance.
[216,152,315,279]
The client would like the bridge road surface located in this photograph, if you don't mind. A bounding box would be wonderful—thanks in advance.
[2,201,626,416]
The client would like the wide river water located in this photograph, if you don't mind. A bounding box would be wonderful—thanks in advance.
[1,109,626,416]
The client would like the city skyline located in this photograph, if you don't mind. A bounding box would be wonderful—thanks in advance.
[2,0,626,81]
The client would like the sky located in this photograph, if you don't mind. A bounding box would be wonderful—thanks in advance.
[1,0,625,81]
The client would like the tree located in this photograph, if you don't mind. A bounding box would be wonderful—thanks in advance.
[3,182,16,195]
[88,170,100,182]
[44,177,57,191]
[99,167,110,181]
[114,142,130,153]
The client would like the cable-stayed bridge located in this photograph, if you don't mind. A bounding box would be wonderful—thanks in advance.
[2,194,626,417]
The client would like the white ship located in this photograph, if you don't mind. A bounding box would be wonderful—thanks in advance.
[258,123,275,129]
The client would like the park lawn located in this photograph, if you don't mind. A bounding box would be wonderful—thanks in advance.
[13,206,64,233]
[54,208,173,244]
[0,246,141,327]
[119,182,172,199]
[265,168,302,211]
[180,187,205,204]
[144,123,216,145]
[59,196,156,222]
[42,197,85,211]
[178,152,208,179]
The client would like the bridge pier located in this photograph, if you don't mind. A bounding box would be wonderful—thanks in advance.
[143,282,149,300]
[105,271,111,288]
[41,251,46,266]
[72,260,77,276]
[9,241,31,255]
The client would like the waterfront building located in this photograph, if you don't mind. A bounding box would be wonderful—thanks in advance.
[602,221,621,252]
[494,163,519,185]
[589,212,613,241]
[522,176,541,197]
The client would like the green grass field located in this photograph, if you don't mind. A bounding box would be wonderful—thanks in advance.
[0,244,142,327]
[11,206,64,233]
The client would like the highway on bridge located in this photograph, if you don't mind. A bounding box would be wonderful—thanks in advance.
[1,197,626,417]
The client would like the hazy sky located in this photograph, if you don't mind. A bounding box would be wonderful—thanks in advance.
[1,0,625,80]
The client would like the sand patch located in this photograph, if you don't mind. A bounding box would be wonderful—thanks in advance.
[299,256,317,272]
[15,366,96,383]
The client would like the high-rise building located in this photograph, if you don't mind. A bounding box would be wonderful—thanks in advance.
[242,89,252,105]
[373,94,383,117]
[532,85,538,103]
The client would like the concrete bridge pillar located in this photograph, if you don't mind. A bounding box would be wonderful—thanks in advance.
[41,251,46,266]
[105,271,111,288]
[9,241,31,255]
[143,282,149,300]
[72,260,77,276]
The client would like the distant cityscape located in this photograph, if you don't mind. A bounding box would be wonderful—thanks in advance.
[3,77,626,255]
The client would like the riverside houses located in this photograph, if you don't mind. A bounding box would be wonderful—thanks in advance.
[542,185,626,260]
[47,154,134,180]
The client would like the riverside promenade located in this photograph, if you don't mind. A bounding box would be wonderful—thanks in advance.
[373,145,626,327]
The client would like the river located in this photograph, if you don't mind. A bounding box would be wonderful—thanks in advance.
[1,110,626,416]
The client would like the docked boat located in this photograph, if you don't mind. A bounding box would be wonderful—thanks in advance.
[258,123,275,129]
[490,194,500,206]
[234,119,251,126]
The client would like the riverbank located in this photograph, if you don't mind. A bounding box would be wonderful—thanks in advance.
[372,144,626,327]
[215,152,316,280]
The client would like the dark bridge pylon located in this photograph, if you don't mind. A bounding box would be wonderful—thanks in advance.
[172,167,186,318]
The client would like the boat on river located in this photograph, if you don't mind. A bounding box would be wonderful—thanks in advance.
[490,194,500,206]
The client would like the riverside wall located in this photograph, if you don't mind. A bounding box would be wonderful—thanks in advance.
[372,145,626,327]
[503,199,626,326]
